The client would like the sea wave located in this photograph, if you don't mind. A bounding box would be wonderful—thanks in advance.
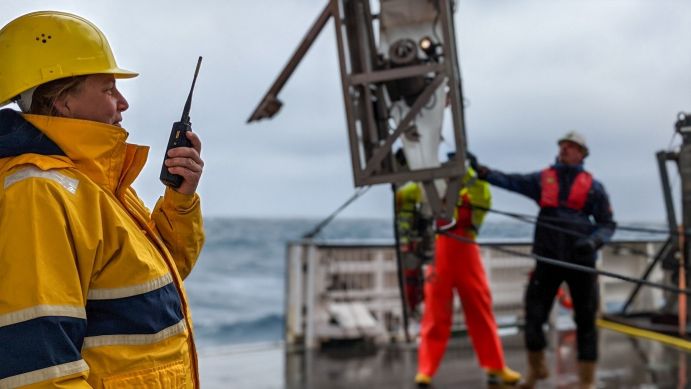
[193,313,284,349]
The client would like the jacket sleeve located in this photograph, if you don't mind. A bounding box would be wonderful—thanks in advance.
[465,168,492,231]
[151,187,205,279]
[395,182,422,242]
[0,173,92,388]
[485,168,543,203]
[396,182,421,212]
[588,180,616,245]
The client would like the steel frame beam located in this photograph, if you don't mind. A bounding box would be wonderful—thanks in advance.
[248,0,469,218]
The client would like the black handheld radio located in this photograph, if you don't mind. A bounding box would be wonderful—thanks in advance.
[160,56,203,188]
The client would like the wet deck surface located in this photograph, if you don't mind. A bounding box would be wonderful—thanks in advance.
[199,325,690,388]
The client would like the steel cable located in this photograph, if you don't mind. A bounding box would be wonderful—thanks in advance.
[301,186,371,239]
[469,204,669,259]
[438,230,690,295]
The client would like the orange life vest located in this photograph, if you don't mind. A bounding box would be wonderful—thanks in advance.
[539,168,592,211]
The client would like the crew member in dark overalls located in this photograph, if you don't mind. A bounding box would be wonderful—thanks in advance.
[474,131,616,389]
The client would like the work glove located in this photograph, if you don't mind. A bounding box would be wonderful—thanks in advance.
[467,151,489,180]
[573,237,603,257]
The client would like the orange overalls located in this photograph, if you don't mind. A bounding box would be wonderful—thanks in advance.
[417,175,506,376]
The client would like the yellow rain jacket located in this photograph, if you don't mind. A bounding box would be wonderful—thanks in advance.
[0,110,204,388]
[395,181,424,245]
[396,167,491,239]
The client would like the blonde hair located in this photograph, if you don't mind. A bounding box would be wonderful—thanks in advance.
[29,76,87,116]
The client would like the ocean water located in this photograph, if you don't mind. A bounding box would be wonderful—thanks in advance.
[185,217,399,349]
[184,217,665,350]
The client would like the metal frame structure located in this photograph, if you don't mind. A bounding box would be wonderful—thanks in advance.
[612,113,691,337]
[248,0,468,219]
[619,151,679,313]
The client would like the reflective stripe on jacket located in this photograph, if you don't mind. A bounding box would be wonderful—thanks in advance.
[0,112,204,388]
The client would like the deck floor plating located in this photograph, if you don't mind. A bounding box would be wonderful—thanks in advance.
[199,326,690,388]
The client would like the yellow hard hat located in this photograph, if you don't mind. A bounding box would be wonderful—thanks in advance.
[0,11,138,107]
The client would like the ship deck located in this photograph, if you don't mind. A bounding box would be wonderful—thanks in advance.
[198,321,690,388]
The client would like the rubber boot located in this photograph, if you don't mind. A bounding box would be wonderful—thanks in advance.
[414,372,432,388]
[577,361,596,389]
[486,366,522,386]
[518,351,548,389]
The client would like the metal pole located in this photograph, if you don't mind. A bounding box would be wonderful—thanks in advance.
[247,2,334,122]
[333,0,365,184]
[658,151,679,232]
[677,125,691,332]
[391,184,411,342]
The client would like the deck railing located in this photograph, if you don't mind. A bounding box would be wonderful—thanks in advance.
[285,239,665,349]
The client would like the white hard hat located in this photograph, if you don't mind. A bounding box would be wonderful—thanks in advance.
[558,130,588,157]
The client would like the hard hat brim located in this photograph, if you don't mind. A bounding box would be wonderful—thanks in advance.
[558,140,589,157]
[112,69,139,79]
[0,69,139,107]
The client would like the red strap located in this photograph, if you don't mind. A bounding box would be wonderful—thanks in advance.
[436,192,475,232]
[454,192,473,231]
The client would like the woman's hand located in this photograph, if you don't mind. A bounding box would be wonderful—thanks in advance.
[164,131,204,195]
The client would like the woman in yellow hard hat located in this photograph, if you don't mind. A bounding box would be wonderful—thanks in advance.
[0,11,205,388]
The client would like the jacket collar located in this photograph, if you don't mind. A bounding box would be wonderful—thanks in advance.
[0,109,63,157]
[552,160,585,174]
[16,112,149,194]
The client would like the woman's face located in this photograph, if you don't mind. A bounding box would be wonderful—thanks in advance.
[55,74,129,126]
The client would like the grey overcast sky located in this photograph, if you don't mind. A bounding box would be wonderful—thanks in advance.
[3,1,691,222]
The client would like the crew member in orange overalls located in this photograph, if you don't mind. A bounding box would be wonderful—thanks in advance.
[410,163,521,387]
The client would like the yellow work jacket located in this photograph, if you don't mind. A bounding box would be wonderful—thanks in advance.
[459,166,492,239]
[0,113,204,388]
[395,181,424,244]
[396,167,491,240]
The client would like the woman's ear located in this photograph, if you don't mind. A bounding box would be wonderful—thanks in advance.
[52,95,71,117]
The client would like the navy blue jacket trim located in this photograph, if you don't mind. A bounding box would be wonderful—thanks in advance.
[0,316,85,378]
[85,283,184,336]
